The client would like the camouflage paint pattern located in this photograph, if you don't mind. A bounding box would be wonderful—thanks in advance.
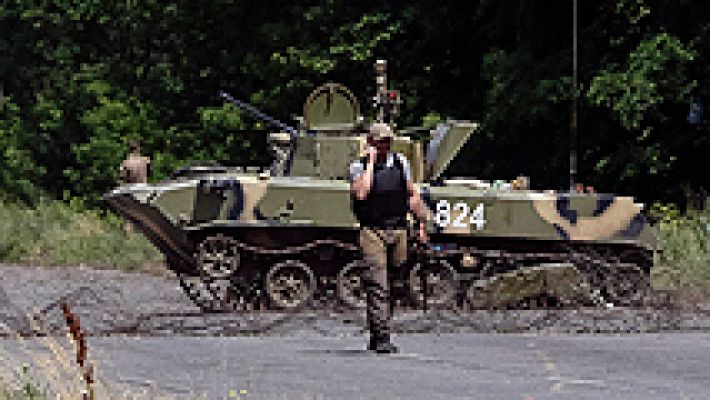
[106,169,655,270]
[104,82,655,279]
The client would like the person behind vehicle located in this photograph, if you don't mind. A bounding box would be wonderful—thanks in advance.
[119,140,150,185]
[119,140,150,235]
[349,122,429,354]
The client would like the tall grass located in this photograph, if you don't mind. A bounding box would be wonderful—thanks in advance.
[0,199,162,270]
[651,206,710,289]
[0,199,708,287]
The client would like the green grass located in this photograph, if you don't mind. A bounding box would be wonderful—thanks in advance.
[0,198,708,288]
[0,199,163,270]
[651,208,710,289]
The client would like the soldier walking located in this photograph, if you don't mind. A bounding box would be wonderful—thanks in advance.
[349,122,429,353]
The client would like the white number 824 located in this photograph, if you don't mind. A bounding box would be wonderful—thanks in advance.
[434,200,486,230]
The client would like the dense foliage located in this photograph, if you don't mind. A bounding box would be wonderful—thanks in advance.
[0,0,707,207]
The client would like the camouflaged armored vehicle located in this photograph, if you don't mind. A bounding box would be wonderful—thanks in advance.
[105,60,656,312]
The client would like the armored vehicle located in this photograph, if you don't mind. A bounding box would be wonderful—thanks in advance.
[105,60,656,312]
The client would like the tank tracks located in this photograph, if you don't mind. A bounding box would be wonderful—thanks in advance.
[176,234,652,313]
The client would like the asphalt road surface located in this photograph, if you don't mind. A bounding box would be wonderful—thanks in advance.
[1,264,709,399]
[3,332,709,399]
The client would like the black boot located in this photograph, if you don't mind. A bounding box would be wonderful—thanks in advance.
[364,258,398,354]
[367,332,382,351]
[367,333,399,354]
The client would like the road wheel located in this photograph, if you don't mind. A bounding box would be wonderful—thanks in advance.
[198,234,240,279]
[178,274,245,313]
[265,260,316,310]
[604,263,650,307]
[337,260,369,309]
[409,259,458,308]
[179,235,244,313]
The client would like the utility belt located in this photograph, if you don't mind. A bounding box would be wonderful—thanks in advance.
[360,216,407,231]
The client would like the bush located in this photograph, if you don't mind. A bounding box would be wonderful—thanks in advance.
[652,206,710,288]
[0,199,162,270]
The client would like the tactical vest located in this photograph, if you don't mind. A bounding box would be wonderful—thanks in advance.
[352,154,408,228]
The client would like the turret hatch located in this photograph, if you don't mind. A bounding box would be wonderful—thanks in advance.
[303,83,360,132]
[427,121,479,181]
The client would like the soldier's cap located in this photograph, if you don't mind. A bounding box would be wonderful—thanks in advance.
[368,122,394,139]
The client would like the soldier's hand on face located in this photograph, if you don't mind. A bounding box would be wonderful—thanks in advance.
[418,222,429,243]
[366,146,377,165]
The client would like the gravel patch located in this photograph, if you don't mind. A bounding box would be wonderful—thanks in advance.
[1,264,709,338]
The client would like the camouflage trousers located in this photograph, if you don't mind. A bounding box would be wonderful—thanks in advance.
[359,227,407,338]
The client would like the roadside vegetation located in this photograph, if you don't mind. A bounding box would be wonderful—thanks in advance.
[650,204,710,289]
[0,198,708,288]
[0,199,162,271]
